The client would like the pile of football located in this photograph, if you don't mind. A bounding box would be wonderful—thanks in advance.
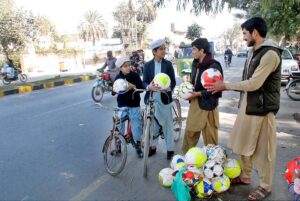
[158,145,242,199]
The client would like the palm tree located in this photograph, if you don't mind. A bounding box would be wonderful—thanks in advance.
[78,10,107,46]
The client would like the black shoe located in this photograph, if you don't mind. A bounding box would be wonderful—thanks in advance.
[167,151,174,160]
[111,91,116,96]
[135,141,143,158]
[148,147,157,157]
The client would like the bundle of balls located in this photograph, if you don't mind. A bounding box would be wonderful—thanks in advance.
[158,145,242,199]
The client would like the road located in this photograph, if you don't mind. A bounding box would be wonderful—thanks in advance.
[0,56,299,200]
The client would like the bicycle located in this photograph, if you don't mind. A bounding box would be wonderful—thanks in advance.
[102,107,138,176]
[285,71,300,101]
[135,88,182,177]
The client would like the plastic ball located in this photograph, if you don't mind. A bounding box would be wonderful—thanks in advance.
[224,158,241,179]
[158,168,174,187]
[153,73,171,90]
[113,79,128,94]
[182,170,197,187]
[178,82,194,99]
[173,162,185,171]
[187,164,204,182]
[285,157,300,184]
[207,145,227,164]
[185,147,207,168]
[201,68,223,88]
[212,175,231,193]
[170,155,185,169]
[195,178,213,198]
[203,159,224,179]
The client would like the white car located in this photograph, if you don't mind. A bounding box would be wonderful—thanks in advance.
[281,48,299,84]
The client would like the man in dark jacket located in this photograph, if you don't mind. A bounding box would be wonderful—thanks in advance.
[182,38,223,153]
[143,39,176,160]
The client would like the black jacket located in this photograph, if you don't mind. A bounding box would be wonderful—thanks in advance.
[191,54,223,111]
[142,58,176,104]
[115,71,144,107]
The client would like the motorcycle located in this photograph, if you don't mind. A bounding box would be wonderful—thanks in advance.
[224,55,231,68]
[1,68,27,85]
[285,71,300,101]
[91,70,113,103]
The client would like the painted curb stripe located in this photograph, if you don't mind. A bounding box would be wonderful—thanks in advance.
[33,84,44,91]
[82,76,89,81]
[1,75,97,97]
[73,78,82,83]
[3,89,19,95]
[43,82,55,89]
[64,80,74,85]
[54,80,65,86]
[19,86,32,93]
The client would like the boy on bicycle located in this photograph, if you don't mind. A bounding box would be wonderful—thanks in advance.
[114,56,144,158]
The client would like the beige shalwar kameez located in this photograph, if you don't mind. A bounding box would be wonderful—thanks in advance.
[225,50,280,190]
[182,98,219,153]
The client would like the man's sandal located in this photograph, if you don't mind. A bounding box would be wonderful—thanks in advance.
[231,177,251,185]
[248,186,271,201]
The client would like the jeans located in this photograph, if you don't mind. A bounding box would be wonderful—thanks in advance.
[117,107,142,142]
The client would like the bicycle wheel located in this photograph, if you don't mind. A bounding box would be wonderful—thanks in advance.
[19,74,27,82]
[287,80,300,101]
[172,99,182,142]
[103,133,127,176]
[143,118,151,177]
[91,85,104,103]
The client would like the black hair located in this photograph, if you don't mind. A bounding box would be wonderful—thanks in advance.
[191,38,210,53]
[241,17,267,37]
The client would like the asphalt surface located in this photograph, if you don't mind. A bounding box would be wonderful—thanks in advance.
[0,56,299,201]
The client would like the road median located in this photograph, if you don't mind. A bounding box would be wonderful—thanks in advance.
[0,75,96,97]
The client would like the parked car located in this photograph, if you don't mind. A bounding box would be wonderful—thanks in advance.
[236,51,248,57]
[281,48,300,84]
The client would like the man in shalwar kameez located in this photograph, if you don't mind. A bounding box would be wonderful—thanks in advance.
[207,17,282,201]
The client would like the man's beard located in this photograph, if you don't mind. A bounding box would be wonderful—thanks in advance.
[247,39,255,47]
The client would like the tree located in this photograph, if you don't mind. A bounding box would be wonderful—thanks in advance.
[78,10,107,46]
[223,22,241,48]
[0,1,29,59]
[186,22,203,41]
[154,0,300,47]
[248,1,300,47]
[113,0,157,49]
[0,0,58,59]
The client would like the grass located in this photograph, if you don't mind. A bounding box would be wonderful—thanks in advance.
[0,75,82,91]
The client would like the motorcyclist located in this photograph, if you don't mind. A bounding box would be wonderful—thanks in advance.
[2,59,18,78]
[224,46,233,64]
[97,51,118,82]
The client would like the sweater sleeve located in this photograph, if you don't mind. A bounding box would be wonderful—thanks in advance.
[225,50,280,92]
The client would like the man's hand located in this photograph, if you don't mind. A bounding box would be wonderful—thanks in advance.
[205,80,226,94]
[127,82,136,90]
[185,92,200,100]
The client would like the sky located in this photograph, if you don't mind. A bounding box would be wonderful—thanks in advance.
[15,0,241,40]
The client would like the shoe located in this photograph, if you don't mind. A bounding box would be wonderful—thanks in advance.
[167,151,174,160]
[135,141,143,158]
[148,147,157,157]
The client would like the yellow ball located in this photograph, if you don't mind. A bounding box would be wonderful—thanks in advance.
[185,147,207,168]
[195,178,213,198]
[212,175,231,193]
[153,73,171,90]
[158,168,174,187]
[224,158,241,179]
